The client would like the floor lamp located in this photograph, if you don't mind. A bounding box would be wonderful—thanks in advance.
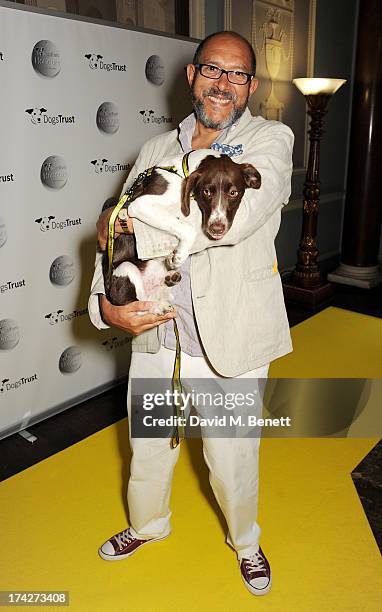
[283,77,346,309]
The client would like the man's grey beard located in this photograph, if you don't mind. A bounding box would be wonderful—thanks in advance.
[192,85,248,130]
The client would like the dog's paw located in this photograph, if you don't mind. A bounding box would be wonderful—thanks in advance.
[165,249,187,270]
[149,301,175,316]
[164,272,182,287]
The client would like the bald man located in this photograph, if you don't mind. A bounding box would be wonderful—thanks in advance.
[90,31,294,596]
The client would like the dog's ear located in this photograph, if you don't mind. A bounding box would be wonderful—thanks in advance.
[85,54,91,59]
[97,55,103,59]
[181,171,200,217]
[240,163,261,189]
[102,159,108,163]
[139,110,145,115]
[91,160,97,165]
[45,313,52,319]
[35,218,42,223]
[40,108,47,113]
[57,309,63,314]
[25,108,33,114]
[49,215,55,220]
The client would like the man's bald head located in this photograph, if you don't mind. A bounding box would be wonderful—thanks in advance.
[192,31,256,76]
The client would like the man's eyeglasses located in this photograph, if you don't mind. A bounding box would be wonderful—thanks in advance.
[194,63,254,85]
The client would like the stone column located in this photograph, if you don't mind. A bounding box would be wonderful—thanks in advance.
[328,0,382,288]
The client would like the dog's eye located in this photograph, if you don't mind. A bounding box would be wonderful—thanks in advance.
[229,189,238,197]
[203,188,211,197]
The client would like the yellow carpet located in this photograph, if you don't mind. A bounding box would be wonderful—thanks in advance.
[271,306,382,378]
[1,307,381,611]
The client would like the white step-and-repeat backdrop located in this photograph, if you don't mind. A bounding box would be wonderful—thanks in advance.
[0,2,197,439]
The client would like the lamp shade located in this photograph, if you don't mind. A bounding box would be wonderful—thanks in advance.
[293,78,346,95]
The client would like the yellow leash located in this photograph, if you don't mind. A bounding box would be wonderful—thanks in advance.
[106,156,191,450]
[169,152,191,448]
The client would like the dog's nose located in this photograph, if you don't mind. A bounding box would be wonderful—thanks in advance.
[208,222,227,238]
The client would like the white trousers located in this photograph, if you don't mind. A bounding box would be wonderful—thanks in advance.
[126,345,269,560]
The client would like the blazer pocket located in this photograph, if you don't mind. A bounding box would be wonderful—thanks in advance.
[244,259,278,282]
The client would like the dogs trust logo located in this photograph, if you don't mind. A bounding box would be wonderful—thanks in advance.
[59,346,82,374]
[0,318,20,350]
[0,217,7,248]
[25,107,75,126]
[0,278,26,295]
[49,255,75,287]
[32,40,60,77]
[84,52,126,72]
[41,156,68,189]
[96,102,119,134]
[45,310,63,325]
[91,159,129,174]
[45,306,88,325]
[102,336,130,351]
[140,109,154,124]
[35,215,82,232]
[145,55,165,85]
[0,171,14,184]
[0,374,38,394]
[0,379,9,393]
[139,109,172,125]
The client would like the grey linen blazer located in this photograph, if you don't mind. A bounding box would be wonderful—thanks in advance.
[89,108,294,376]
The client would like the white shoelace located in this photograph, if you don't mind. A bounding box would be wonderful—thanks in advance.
[245,551,266,576]
[114,529,134,550]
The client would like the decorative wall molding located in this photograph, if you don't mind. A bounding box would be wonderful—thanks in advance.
[224,0,232,30]
[189,0,205,39]
[250,0,317,175]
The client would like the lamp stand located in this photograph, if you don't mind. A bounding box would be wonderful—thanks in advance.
[283,93,334,309]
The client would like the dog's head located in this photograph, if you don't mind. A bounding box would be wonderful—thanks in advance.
[25,107,47,124]
[91,158,108,173]
[35,215,55,231]
[85,53,103,68]
[181,155,261,240]
[140,110,154,124]
[45,310,63,325]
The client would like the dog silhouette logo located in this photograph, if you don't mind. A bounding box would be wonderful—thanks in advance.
[25,107,47,124]
[140,109,155,124]
[85,53,103,69]
[91,159,108,174]
[35,216,55,231]
[0,378,10,393]
[102,337,118,351]
[45,310,64,325]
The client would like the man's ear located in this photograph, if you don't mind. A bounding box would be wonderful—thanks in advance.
[181,171,200,216]
[249,77,259,98]
[240,163,261,189]
[186,63,196,88]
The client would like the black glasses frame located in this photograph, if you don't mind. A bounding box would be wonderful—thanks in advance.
[194,63,254,85]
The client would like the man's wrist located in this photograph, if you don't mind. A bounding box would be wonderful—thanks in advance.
[118,209,133,234]
[99,294,113,326]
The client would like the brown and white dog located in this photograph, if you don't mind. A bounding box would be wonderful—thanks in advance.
[102,150,261,314]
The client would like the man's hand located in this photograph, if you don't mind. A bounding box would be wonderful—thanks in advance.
[100,295,176,335]
[97,208,134,251]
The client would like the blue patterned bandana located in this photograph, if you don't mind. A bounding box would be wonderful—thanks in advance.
[211,142,243,157]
